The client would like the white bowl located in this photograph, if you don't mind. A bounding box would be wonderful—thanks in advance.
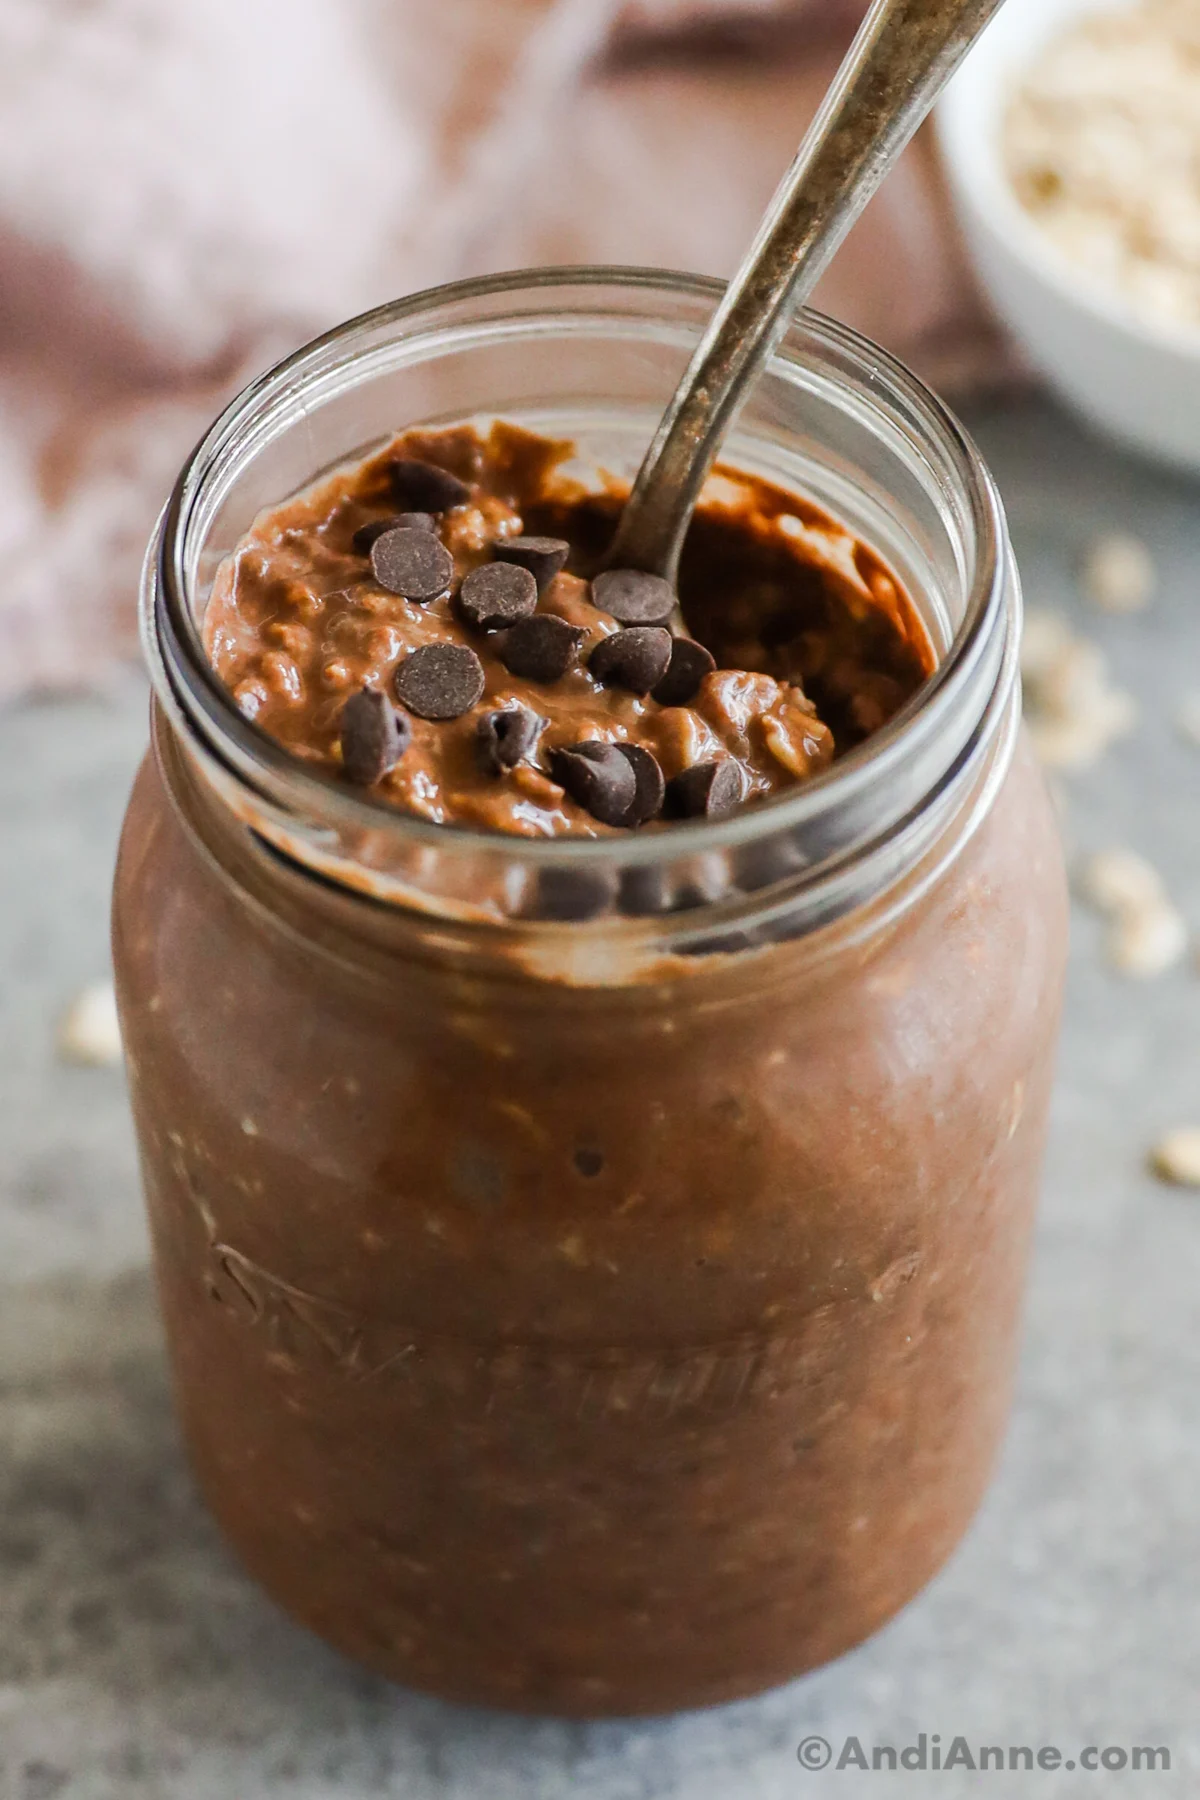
[936,0,1200,473]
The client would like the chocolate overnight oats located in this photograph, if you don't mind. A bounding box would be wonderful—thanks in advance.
[205,422,932,841]
[113,276,1067,1716]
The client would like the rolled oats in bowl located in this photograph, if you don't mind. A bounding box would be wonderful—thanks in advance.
[1005,0,1200,333]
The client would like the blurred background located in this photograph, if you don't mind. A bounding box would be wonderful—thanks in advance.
[3,0,1200,1795]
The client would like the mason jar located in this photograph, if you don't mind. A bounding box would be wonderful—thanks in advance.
[112,269,1067,1716]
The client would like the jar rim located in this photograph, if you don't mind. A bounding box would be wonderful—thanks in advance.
[145,265,1014,933]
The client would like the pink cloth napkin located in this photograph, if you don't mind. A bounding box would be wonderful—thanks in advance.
[0,0,1006,698]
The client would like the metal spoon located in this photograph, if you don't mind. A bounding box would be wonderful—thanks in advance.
[604,0,1008,585]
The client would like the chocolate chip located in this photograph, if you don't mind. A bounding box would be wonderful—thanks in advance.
[499,615,586,684]
[339,687,411,785]
[677,925,765,957]
[665,759,746,820]
[477,705,541,773]
[618,865,675,916]
[549,741,637,827]
[458,561,539,632]
[495,535,570,592]
[352,513,436,554]
[394,643,486,720]
[733,833,809,892]
[370,528,455,602]
[676,863,735,908]
[591,568,677,626]
[615,743,665,825]
[352,518,395,555]
[574,1148,604,1178]
[652,636,716,706]
[588,626,673,695]
[533,867,617,922]
[390,458,471,513]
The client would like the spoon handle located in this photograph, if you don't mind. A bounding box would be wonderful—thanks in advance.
[605,0,1008,582]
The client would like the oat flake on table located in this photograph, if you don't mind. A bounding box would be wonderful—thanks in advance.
[1078,847,1166,916]
[1076,846,1188,978]
[57,980,123,1067]
[1081,532,1157,614]
[1020,608,1137,773]
[1174,692,1200,745]
[1150,1127,1200,1188]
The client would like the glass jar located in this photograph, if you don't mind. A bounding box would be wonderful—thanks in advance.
[113,270,1067,1716]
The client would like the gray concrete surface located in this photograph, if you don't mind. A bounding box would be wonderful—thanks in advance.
[2,397,1198,1798]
